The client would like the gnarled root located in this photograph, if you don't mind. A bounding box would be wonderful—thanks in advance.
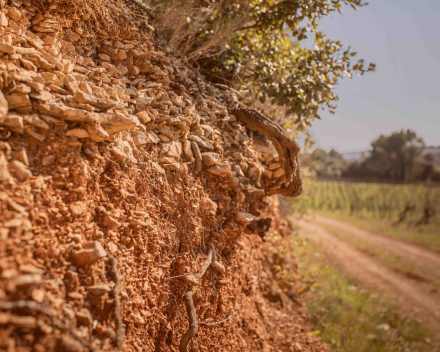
[226,99,302,197]
[179,242,223,352]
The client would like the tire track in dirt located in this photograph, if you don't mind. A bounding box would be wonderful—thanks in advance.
[315,216,440,273]
[294,216,440,333]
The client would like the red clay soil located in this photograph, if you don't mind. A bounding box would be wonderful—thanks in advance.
[0,0,326,351]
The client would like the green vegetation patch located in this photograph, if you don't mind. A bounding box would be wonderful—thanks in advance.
[293,236,435,352]
[293,180,440,250]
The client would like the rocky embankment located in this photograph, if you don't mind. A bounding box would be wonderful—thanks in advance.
[0,1,326,351]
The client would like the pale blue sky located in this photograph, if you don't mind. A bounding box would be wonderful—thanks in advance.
[306,0,440,153]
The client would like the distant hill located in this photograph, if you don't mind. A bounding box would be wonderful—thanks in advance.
[342,146,440,165]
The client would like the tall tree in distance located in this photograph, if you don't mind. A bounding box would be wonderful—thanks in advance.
[345,130,426,182]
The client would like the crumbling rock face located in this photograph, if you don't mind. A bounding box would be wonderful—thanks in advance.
[0,1,325,351]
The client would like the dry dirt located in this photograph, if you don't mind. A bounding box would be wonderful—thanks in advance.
[297,215,440,334]
[0,0,326,351]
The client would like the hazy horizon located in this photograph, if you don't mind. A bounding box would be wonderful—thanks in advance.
[304,0,440,153]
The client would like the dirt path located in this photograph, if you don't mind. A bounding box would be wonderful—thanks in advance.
[295,216,440,333]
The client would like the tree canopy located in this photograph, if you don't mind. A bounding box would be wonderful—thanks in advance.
[343,130,435,182]
[153,0,376,130]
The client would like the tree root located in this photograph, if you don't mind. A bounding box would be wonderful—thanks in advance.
[225,98,302,197]
[179,242,224,352]
[108,256,124,351]
[0,300,98,351]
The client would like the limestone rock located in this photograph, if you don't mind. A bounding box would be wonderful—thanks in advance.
[102,214,121,229]
[6,93,32,113]
[87,284,111,296]
[41,155,56,166]
[102,112,140,135]
[74,90,118,110]
[69,201,87,217]
[201,152,220,167]
[76,308,93,326]
[161,140,182,159]
[0,42,15,54]
[1,114,23,134]
[237,212,253,224]
[207,162,231,178]
[0,152,11,183]
[10,160,32,181]
[72,241,107,266]
[188,134,214,150]
[66,128,90,139]
[111,139,137,163]
[12,150,28,166]
[84,123,109,142]
[0,91,8,121]
[131,131,149,146]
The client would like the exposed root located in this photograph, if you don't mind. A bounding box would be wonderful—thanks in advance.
[0,301,98,351]
[194,61,206,98]
[108,256,124,351]
[225,98,302,197]
[179,242,224,352]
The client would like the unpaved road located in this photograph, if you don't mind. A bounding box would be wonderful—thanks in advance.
[295,215,440,332]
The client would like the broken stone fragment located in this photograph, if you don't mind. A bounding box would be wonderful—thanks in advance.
[41,155,56,166]
[111,139,137,163]
[0,91,8,121]
[12,150,29,166]
[135,111,151,124]
[6,93,32,113]
[102,112,140,135]
[87,284,111,296]
[161,140,182,159]
[25,128,46,142]
[207,162,231,178]
[0,152,12,183]
[66,128,90,139]
[23,115,49,130]
[182,140,193,159]
[72,241,107,266]
[229,177,239,188]
[69,201,87,217]
[15,274,42,287]
[0,42,15,54]
[84,123,109,142]
[159,124,173,138]
[38,103,100,123]
[76,308,93,326]
[131,131,149,146]
[1,114,23,134]
[237,212,254,224]
[201,152,220,167]
[9,160,32,181]
[74,90,118,110]
[102,214,121,229]
[188,134,214,150]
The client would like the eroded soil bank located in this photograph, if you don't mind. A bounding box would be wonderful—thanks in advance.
[0,1,326,351]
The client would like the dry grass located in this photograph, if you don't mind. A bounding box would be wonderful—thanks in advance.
[148,0,250,60]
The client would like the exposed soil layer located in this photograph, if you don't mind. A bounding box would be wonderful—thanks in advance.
[0,0,326,351]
